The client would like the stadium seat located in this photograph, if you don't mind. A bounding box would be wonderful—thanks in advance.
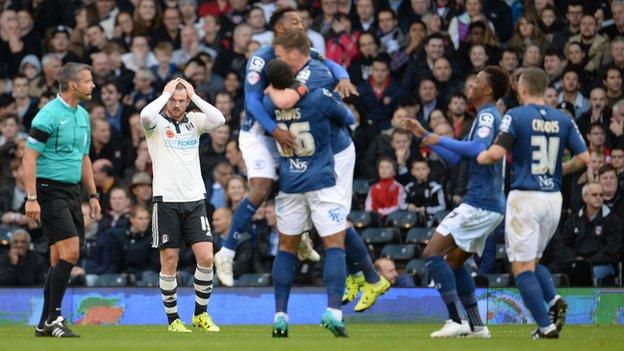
[352,178,370,196]
[485,274,512,287]
[380,244,418,261]
[385,210,419,229]
[360,227,400,245]
[405,227,434,245]
[406,259,429,286]
[495,244,507,260]
[95,274,128,287]
[235,273,271,287]
[348,210,374,229]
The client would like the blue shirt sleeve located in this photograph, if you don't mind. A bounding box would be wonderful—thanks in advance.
[323,91,355,125]
[438,137,488,158]
[566,119,588,156]
[244,54,277,133]
[320,58,349,81]
[430,145,462,165]
[245,91,277,133]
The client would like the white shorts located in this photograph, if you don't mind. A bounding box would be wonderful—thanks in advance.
[239,127,279,180]
[436,203,504,256]
[275,186,347,237]
[505,190,562,262]
[333,143,356,211]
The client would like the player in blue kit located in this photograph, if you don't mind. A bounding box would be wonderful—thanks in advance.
[264,59,355,338]
[401,66,510,338]
[477,68,589,339]
[265,30,390,312]
[214,7,358,287]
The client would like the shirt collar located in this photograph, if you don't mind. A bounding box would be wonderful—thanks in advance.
[57,94,76,110]
[477,103,496,113]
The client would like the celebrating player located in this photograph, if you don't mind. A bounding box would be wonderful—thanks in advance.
[214,7,358,287]
[266,30,390,312]
[401,66,511,338]
[477,68,589,339]
[139,78,225,333]
[264,59,355,338]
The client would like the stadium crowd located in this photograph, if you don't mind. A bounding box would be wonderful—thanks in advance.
[0,0,623,288]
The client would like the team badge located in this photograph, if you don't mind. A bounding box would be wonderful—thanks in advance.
[477,126,491,138]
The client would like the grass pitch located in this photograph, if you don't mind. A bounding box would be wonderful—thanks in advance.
[0,324,622,351]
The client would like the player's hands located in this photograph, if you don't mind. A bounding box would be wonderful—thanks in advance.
[89,197,102,220]
[25,200,40,223]
[395,146,410,166]
[179,79,196,99]
[452,195,462,205]
[334,79,358,98]
[272,127,297,151]
[476,151,488,165]
[163,78,180,94]
[421,133,440,146]
[400,118,426,137]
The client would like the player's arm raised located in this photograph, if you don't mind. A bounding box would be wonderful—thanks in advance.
[180,79,225,132]
[140,78,179,129]
[314,52,358,98]
[400,118,463,165]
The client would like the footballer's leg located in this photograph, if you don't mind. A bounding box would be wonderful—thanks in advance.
[447,249,489,338]
[272,234,300,337]
[160,248,190,333]
[320,231,348,337]
[535,264,567,331]
[191,242,219,332]
[36,245,58,337]
[348,228,390,312]
[422,233,470,338]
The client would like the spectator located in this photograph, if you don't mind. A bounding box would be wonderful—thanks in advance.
[374,258,415,287]
[110,205,159,282]
[542,49,565,91]
[225,175,247,211]
[76,202,114,286]
[101,187,132,232]
[559,182,622,285]
[209,161,234,209]
[416,77,441,126]
[508,15,548,54]
[199,124,230,180]
[225,139,247,177]
[326,13,359,68]
[612,146,624,190]
[604,0,624,40]
[557,67,590,118]
[401,34,446,93]
[0,158,37,230]
[353,0,377,34]
[599,166,624,216]
[93,158,124,213]
[213,23,252,79]
[0,115,26,148]
[199,14,225,57]
[357,54,402,129]
[248,6,273,47]
[211,207,253,278]
[447,93,474,140]
[348,33,379,86]
[172,25,216,68]
[498,48,519,74]
[127,67,157,111]
[577,87,610,140]
[89,119,125,176]
[521,43,542,69]
[551,1,583,52]
[448,0,492,50]
[104,43,135,93]
[101,80,133,139]
[299,8,325,56]
[567,14,609,73]
[29,54,61,97]
[313,0,339,37]
[215,91,237,130]
[113,12,135,50]
[365,156,406,217]
[433,57,464,104]
[403,20,427,61]
[192,55,225,100]
[151,42,178,85]
[603,66,624,109]
[0,229,47,285]
[121,36,158,73]
[85,24,109,57]
[130,172,153,208]
[586,123,610,157]
[133,0,163,38]
[404,159,446,222]
[47,25,80,65]
[153,7,182,49]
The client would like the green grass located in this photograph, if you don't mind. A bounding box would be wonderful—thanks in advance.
[0,324,622,351]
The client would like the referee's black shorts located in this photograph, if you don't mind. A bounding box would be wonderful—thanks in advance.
[37,178,84,246]
[151,198,213,249]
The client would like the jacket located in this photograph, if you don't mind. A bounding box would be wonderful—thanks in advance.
[365,177,406,216]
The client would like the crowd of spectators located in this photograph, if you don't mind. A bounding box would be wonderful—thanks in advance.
[0,0,623,287]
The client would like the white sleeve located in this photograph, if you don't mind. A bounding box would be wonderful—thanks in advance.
[140,92,171,130]
[191,94,226,133]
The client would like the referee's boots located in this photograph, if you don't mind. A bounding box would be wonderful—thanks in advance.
[43,316,80,338]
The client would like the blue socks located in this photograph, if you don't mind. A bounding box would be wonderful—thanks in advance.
[427,256,462,323]
[453,267,483,328]
[345,227,380,283]
[324,248,347,309]
[535,264,556,304]
[516,271,551,328]
[272,251,296,313]
[223,197,258,250]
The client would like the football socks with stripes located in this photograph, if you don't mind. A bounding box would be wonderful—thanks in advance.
[160,273,179,324]
[194,265,214,316]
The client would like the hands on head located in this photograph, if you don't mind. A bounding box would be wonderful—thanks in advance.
[163,78,196,98]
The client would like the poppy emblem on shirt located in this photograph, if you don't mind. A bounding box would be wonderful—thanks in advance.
[166,129,175,139]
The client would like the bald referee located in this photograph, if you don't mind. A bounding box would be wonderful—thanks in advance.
[24,62,101,338]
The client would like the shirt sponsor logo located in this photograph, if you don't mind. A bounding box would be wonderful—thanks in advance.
[288,158,307,172]
[164,138,198,149]
[538,175,554,189]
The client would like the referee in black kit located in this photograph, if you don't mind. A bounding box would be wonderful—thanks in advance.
[23,62,101,338]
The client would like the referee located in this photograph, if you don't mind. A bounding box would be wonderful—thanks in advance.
[23,62,101,338]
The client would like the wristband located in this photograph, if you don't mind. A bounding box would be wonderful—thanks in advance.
[89,193,100,200]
